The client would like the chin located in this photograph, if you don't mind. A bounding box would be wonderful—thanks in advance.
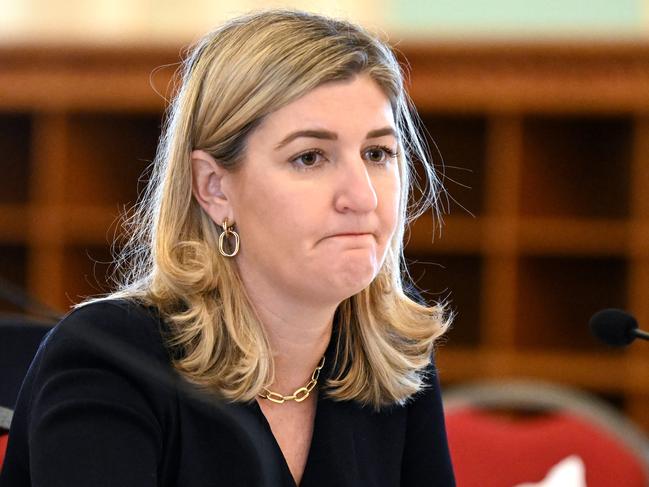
[309,253,382,302]
[336,268,378,299]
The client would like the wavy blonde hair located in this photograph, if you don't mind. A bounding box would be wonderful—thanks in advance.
[91,9,450,409]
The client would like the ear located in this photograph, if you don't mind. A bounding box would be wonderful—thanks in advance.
[191,149,234,225]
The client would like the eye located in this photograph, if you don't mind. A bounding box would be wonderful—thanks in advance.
[290,149,326,170]
[364,145,398,164]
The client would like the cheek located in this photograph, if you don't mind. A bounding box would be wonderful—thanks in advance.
[378,170,401,234]
[236,182,316,250]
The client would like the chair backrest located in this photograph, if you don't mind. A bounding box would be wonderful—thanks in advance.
[0,433,8,469]
[444,380,649,487]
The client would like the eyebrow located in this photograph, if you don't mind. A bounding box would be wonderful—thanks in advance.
[274,127,397,151]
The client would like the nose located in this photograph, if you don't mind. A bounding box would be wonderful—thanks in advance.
[333,157,378,213]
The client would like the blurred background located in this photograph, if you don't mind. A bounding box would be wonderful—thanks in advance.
[1,0,647,44]
[2,0,649,437]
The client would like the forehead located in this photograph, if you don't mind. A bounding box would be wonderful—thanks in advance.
[255,74,396,141]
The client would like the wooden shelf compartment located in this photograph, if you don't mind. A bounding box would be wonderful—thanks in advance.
[482,116,523,219]
[0,47,177,112]
[0,244,29,314]
[61,206,128,244]
[631,118,649,220]
[61,244,115,307]
[61,112,160,206]
[520,115,632,219]
[626,393,649,434]
[517,218,629,255]
[404,44,649,113]
[0,204,31,243]
[419,114,488,218]
[514,255,629,352]
[0,113,32,205]
[405,252,483,347]
[406,214,482,253]
[438,347,632,393]
[27,244,66,312]
[478,254,518,347]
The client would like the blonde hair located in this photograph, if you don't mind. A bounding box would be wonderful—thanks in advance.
[90,9,450,409]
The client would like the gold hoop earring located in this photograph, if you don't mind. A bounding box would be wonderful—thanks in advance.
[218,219,240,257]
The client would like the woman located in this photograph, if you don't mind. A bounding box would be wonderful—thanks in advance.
[0,9,455,487]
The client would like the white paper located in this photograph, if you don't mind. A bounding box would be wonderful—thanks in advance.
[513,455,586,487]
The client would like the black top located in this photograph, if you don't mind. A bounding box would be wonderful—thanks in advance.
[0,299,455,486]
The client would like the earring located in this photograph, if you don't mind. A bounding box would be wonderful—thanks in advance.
[218,218,240,257]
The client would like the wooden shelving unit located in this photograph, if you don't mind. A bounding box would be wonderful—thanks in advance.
[401,43,649,431]
[1,43,649,430]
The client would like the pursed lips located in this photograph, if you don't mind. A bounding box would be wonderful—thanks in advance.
[332,232,372,236]
[317,232,377,247]
[325,232,376,242]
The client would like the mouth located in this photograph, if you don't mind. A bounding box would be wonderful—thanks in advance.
[317,232,376,247]
[324,232,377,245]
[329,232,373,238]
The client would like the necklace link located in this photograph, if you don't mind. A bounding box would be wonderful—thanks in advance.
[259,356,326,404]
[292,387,310,402]
[264,391,288,404]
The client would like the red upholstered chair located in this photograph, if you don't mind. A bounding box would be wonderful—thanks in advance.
[444,381,649,487]
[0,433,8,469]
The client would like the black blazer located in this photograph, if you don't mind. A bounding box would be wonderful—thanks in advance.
[0,299,455,486]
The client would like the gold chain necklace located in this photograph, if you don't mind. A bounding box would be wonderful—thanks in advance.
[258,356,326,404]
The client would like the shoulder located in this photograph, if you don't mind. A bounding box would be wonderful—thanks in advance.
[22,298,177,420]
[57,298,161,333]
[37,298,172,374]
[51,298,165,348]
[4,300,177,485]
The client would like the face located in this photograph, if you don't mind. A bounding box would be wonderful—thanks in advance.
[223,74,401,307]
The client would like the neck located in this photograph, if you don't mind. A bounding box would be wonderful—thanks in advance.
[240,275,337,394]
